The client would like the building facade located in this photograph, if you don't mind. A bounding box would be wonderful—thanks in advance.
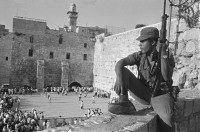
[0,3,106,91]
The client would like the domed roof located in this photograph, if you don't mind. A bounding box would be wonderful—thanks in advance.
[69,3,76,12]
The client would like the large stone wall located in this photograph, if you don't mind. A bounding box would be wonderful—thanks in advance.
[0,34,13,85]
[9,27,95,88]
[93,18,200,91]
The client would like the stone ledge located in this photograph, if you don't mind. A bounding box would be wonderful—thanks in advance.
[40,107,157,132]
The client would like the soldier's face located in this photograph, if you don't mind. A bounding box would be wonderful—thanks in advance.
[139,39,153,53]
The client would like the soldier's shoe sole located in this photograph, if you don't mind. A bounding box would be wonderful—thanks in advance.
[108,101,136,115]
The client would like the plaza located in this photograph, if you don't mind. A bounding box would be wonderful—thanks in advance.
[12,92,109,118]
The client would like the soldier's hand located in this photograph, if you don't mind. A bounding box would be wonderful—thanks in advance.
[156,39,168,52]
[114,77,126,95]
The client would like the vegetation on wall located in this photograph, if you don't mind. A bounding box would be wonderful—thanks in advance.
[177,0,199,28]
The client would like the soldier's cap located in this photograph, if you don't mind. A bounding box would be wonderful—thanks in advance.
[136,27,159,41]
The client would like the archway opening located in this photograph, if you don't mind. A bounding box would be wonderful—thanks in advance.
[68,82,82,91]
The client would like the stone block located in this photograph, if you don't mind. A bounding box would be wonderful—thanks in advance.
[174,98,185,121]
[185,41,196,54]
[196,114,200,132]
[189,117,196,132]
[193,98,200,113]
[179,120,189,132]
[184,98,194,117]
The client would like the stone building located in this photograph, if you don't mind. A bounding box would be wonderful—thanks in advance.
[0,25,9,38]
[0,3,106,91]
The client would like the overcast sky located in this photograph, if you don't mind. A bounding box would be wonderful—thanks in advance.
[0,0,174,32]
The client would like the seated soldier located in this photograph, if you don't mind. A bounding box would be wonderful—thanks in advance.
[108,27,176,132]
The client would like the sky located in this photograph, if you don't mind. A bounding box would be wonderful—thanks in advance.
[0,0,174,32]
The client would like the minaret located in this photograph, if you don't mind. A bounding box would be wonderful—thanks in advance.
[67,3,78,32]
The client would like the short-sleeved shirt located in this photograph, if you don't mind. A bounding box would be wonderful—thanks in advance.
[124,50,175,91]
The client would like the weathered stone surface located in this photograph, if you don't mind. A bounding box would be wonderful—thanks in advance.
[179,120,189,132]
[193,98,200,113]
[189,117,196,132]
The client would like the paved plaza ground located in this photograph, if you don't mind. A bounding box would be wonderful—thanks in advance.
[12,92,110,118]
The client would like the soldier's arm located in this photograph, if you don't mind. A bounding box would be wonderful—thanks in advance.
[161,50,175,81]
[114,52,139,95]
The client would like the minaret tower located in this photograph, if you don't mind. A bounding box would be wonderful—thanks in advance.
[67,3,78,32]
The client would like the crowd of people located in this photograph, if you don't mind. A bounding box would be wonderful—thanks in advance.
[83,108,103,117]
[5,86,37,95]
[0,92,47,132]
[93,89,111,98]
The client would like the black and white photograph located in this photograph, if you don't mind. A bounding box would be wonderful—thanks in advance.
[0,0,200,132]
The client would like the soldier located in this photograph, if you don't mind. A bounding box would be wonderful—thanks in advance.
[108,27,176,132]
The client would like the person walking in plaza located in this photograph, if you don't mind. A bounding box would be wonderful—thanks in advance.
[46,120,51,129]
[80,101,84,109]
[48,95,51,103]
[17,97,20,108]
[108,27,177,132]
[92,95,95,103]
[84,90,87,97]
[78,93,81,101]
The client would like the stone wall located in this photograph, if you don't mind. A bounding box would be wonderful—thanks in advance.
[174,90,200,132]
[0,24,9,37]
[93,18,200,91]
[9,23,95,88]
[0,34,13,85]
[13,17,46,35]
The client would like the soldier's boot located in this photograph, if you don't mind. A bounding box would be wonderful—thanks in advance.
[108,95,136,115]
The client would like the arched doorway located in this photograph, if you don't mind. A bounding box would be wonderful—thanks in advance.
[68,82,82,91]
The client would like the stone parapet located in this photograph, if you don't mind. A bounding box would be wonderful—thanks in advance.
[174,90,200,132]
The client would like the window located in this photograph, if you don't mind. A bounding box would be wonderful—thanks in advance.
[83,54,87,60]
[50,52,54,59]
[30,35,34,43]
[84,43,87,48]
[66,53,70,59]
[5,57,8,61]
[59,35,63,44]
[28,49,33,57]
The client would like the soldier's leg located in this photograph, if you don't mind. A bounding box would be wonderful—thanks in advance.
[108,68,151,115]
[120,67,151,105]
